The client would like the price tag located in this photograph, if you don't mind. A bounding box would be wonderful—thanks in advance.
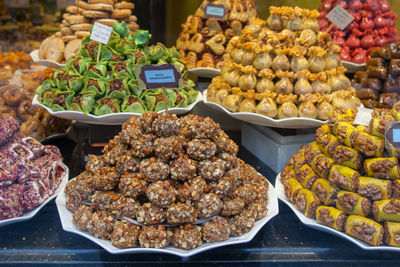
[135,64,182,89]
[326,5,354,30]
[90,22,113,45]
[204,3,226,19]
[353,106,373,126]
[385,122,400,149]
[56,0,75,10]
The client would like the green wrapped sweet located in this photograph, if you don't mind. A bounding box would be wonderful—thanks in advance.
[68,92,96,114]
[113,21,131,39]
[82,77,109,97]
[68,76,83,92]
[93,97,121,115]
[108,78,130,100]
[121,96,147,113]
[68,57,92,76]
[87,63,108,78]
[148,42,167,62]
[47,90,75,111]
[172,89,188,108]
[133,30,151,47]
[144,89,174,112]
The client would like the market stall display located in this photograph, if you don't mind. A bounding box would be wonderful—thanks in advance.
[0,115,69,225]
[353,41,400,109]
[278,104,400,248]
[176,0,257,71]
[36,0,139,64]
[206,6,360,124]
[58,111,275,254]
[0,52,71,140]
[319,0,399,65]
[35,22,199,122]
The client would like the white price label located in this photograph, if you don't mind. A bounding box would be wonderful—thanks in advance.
[57,0,76,10]
[326,5,354,30]
[354,106,373,127]
[90,22,113,45]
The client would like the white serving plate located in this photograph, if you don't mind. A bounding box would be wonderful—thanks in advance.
[275,173,400,252]
[0,164,69,227]
[29,49,66,69]
[203,90,326,129]
[342,61,367,73]
[56,178,279,257]
[188,67,221,78]
[32,92,203,125]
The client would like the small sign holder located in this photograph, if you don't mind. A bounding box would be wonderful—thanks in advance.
[353,106,373,127]
[325,2,354,32]
[203,3,227,19]
[89,22,113,62]
[385,122,400,150]
[134,64,183,117]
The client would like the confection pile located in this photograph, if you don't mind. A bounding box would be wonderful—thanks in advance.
[64,112,269,250]
[0,116,67,221]
[176,0,257,69]
[0,52,71,140]
[36,22,198,115]
[353,41,400,109]
[319,0,399,64]
[280,105,400,247]
[207,6,360,120]
[38,0,139,63]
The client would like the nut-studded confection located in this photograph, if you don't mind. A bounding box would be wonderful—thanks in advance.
[218,152,239,170]
[72,205,93,231]
[166,202,197,224]
[170,154,198,181]
[136,203,165,225]
[177,177,208,202]
[92,167,119,191]
[198,157,226,181]
[139,157,169,182]
[196,193,223,219]
[146,180,177,208]
[154,137,184,161]
[172,224,203,250]
[229,212,256,236]
[130,134,156,158]
[152,114,181,137]
[111,220,141,249]
[212,175,235,198]
[202,217,230,243]
[180,114,220,139]
[233,183,258,205]
[115,151,140,173]
[220,197,245,216]
[86,155,108,174]
[139,225,172,248]
[88,211,115,240]
[119,173,147,198]
[187,139,217,160]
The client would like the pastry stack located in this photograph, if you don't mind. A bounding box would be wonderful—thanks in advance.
[176,0,257,69]
[281,105,400,247]
[39,0,139,63]
[207,6,360,120]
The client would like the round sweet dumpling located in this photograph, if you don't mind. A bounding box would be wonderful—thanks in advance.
[145,180,177,208]
[139,225,172,249]
[172,224,203,250]
[64,39,82,61]
[202,217,230,243]
[195,193,223,219]
[44,37,65,63]
[111,220,140,249]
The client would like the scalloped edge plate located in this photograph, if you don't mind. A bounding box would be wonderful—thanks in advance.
[275,173,400,252]
[56,178,279,257]
[342,61,367,73]
[0,164,69,227]
[188,68,221,78]
[203,90,326,129]
[32,92,203,125]
[29,49,66,69]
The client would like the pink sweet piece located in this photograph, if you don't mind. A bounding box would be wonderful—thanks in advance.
[0,184,23,220]
[0,116,19,147]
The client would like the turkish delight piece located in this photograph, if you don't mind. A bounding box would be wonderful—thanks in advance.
[0,184,23,220]
[0,116,19,146]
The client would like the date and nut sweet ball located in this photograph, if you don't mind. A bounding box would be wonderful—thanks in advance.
[65,112,269,250]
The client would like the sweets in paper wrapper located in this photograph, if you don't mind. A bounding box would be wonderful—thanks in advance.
[65,111,270,250]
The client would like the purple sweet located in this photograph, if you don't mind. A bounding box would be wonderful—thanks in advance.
[0,184,23,220]
[20,137,44,159]
[21,179,49,211]
[0,116,19,147]
[42,145,63,161]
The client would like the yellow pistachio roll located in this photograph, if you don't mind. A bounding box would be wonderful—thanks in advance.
[284,177,304,203]
[333,121,357,147]
[316,206,347,232]
[304,141,322,164]
[384,221,400,247]
[336,191,371,217]
[295,164,319,189]
[372,199,400,222]
[280,165,296,184]
[311,154,335,179]
[333,145,363,171]
[295,188,321,218]
[329,165,360,192]
[345,215,384,246]
[364,157,400,180]
[368,115,395,139]
[318,134,340,158]
[358,176,392,201]
[351,130,384,157]
[312,178,339,206]
[393,179,400,199]
[315,124,332,143]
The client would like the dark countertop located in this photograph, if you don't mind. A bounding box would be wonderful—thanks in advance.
[1,134,400,266]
